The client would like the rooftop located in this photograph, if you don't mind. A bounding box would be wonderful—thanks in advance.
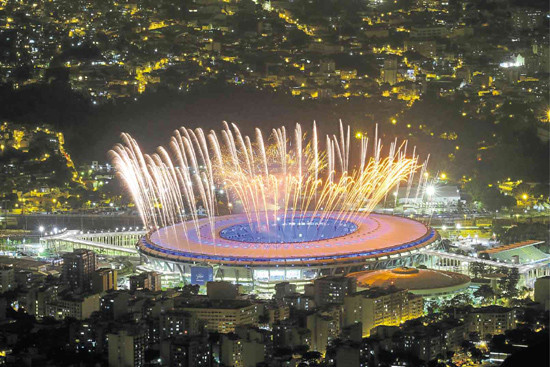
[481,240,544,254]
[471,305,514,314]
[351,286,407,298]
[348,267,471,291]
[143,213,437,266]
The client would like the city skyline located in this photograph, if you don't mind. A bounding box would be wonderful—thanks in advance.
[0,0,549,366]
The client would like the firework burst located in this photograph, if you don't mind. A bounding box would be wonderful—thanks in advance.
[111,121,428,246]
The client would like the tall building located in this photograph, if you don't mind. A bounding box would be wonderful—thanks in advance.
[160,335,212,367]
[63,249,97,293]
[0,298,6,321]
[372,319,466,362]
[334,343,360,367]
[108,328,146,367]
[282,293,315,311]
[468,306,517,338]
[306,312,340,354]
[160,309,201,339]
[274,282,296,300]
[381,58,398,85]
[313,276,356,307]
[130,271,162,292]
[92,268,118,293]
[511,8,544,30]
[272,320,311,349]
[265,303,290,325]
[343,287,424,337]
[0,265,15,294]
[220,329,266,367]
[25,284,59,318]
[100,292,130,320]
[534,276,550,311]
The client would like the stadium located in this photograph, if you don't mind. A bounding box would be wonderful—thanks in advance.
[137,212,439,292]
[112,121,438,292]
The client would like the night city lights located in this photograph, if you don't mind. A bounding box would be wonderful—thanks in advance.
[0,0,548,366]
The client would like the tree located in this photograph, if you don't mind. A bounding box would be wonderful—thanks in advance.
[447,293,472,308]
[469,262,487,278]
[292,345,309,357]
[425,300,440,315]
[502,268,520,299]
[469,347,483,362]
[474,284,494,305]
[480,187,517,211]
[286,29,310,48]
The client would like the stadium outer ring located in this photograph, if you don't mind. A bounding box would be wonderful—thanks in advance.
[137,213,439,288]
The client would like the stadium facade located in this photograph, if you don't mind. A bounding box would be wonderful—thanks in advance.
[138,213,439,293]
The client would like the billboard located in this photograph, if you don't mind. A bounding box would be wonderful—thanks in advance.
[190,266,214,285]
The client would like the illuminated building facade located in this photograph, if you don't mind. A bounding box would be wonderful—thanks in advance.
[343,288,424,337]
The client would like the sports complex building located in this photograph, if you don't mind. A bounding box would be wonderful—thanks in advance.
[349,267,471,299]
[41,215,550,294]
[137,213,439,292]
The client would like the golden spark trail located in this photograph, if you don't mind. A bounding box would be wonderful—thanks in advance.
[111,121,426,250]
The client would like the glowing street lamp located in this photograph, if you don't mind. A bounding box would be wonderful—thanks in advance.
[426,185,436,196]
[38,225,44,234]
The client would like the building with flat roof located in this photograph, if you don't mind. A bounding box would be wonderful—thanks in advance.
[62,249,97,293]
[534,276,550,311]
[129,271,161,292]
[274,282,296,300]
[160,309,201,339]
[160,334,212,367]
[344,287,423,337]
[206,281,238,300]
[307,312,340,354]
[180,300,260,333]
[92,268,117,293]
[220,330,265,367]
[468,306,516,338]
[0,266,15,294]
[108,328,146,367]
[372,318,466,362]
[100,292,130,320]
[313,276,356,307]
[45,292,100,320]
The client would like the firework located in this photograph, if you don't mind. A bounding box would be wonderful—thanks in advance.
[111,121,427,247]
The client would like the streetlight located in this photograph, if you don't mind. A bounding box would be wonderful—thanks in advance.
[38,225,44,234]
[454,223,462,241]
[426,185,435,196]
